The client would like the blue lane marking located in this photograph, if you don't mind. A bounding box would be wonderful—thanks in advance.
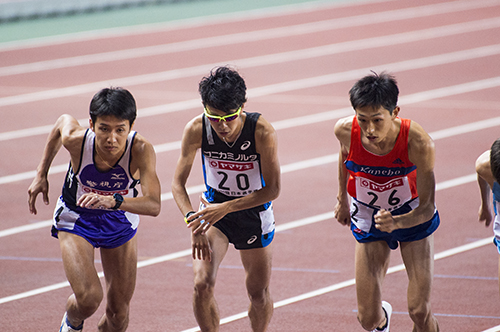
[0,256,101,263]
[353,310,500,320]
[186,263,339,273]
[434,274,498,281]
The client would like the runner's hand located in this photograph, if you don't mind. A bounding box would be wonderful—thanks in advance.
[191,232,212,261]
[77,193,114,210]
[28,175,50,215]
[374,209,398,233]
[334,199,351,226]
[187,196,229,234]
[478,205,493,227]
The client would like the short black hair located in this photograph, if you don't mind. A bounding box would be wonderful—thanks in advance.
[349,71,399,114]
[198,66,247,114]
[89,87,137,126]
[491,138,500,183]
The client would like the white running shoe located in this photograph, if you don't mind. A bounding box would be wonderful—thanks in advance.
[59,312,83,332]
[380,301,392,332]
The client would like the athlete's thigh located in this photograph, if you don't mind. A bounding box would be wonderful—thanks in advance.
[100,235,138,304]
[59,231,100,293]
[400,235,434,300]
[354,241,391,306]
[240,244,273,290]
[193,226,230,283]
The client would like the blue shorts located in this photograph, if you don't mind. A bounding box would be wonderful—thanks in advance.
[51,196,139,249]
[202,196,275,250]
[351,210,440,250]
[493,238,500,254]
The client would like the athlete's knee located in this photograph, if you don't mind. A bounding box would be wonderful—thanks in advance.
[73,285,103,316]
[357,307,383,331]
[408,301,432,327]
[247,285,270,307]
[193,273,216,298]
[104,303,130,331]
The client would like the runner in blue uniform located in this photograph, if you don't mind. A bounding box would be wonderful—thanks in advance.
[172,66,280,332]
[476,138,500,295]
[28,87,161,332]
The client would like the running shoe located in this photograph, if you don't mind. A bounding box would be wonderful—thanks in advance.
[59,312,83,332]
[380,301,392,332]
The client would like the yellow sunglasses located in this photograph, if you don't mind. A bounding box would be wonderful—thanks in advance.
[204,107,241,123]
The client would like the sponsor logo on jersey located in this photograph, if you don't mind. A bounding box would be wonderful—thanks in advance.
[247,235,258,244]
[209,160,254,171]
[359,178,404,192]
[392,158,404,165]
[241,141,251,150]
[346,160,416,177]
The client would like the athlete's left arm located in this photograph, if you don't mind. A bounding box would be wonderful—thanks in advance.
[192,116,281,234]
[122,134,162,216]
[375,121,436,231]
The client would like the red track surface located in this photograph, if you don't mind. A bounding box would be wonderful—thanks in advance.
[1,0,500,330]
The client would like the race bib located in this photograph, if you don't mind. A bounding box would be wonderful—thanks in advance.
[205,157,262,197]
[350,200,375,233]
[355,176,412,211]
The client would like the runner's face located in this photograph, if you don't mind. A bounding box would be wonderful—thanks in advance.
[205,105,243,142]
[355,105,398,144]
[90,115,131,156]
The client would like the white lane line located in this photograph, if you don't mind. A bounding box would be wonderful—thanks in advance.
[0,106,493,238]
[0,0,389,52]
[1,41,500,140]
[2,9,500,77]
[0,203,492,308]
[179,236,494,332]
[3,70,500,186]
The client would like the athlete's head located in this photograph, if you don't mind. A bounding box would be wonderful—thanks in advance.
[89,87,137,126]
[349,71,399,115]
[490,138,500,184]
[199,66,247,114]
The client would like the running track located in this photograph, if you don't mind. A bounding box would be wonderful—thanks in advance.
[1,0,500,330]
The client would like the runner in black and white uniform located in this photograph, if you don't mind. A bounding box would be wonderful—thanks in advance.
[201,112,274,249]
[172,66,280,332]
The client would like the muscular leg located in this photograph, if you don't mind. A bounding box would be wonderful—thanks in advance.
[97,235,138,332]
[355,241,391,331]
[192,227,229,332]
[240,244,273,332]
[59,231,103,328]
[400,235,439,332]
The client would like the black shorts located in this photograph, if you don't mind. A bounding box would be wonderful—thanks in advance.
[202,200,275,250]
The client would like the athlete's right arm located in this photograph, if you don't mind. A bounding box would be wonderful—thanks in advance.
[333,117,352,226]
[28,114,85,215]
[476,150,494,227]
[171,117,212,260]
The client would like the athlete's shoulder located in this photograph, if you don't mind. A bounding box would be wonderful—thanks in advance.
[407,120,435,167]
[476,150,494,184]
[59,115,87,153]
[408,119,433,148]
[334,115,354,142]
[130,132,155,156]
[254,113,276,138]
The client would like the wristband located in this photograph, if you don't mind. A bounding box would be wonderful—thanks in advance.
[184,211,196,224]
[112,193,124,210]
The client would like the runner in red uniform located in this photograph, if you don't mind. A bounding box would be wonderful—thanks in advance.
[334,72,440,332]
